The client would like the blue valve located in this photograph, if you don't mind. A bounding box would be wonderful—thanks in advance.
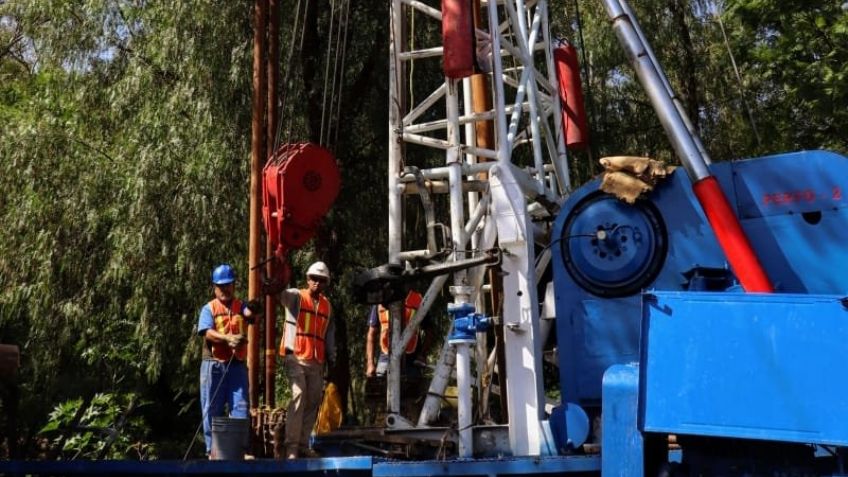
[447,303,491,344]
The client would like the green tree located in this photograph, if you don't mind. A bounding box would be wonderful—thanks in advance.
[0,0,393,457]
[558,0,847,175]
[725,0,848,152]
[0,0,253,456]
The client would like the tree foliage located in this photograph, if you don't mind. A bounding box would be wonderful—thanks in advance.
[1,0,255,456]
[726,0,848,151]
[559,0,846,183]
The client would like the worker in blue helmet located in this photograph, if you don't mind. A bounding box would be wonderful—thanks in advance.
[196,264,262,458]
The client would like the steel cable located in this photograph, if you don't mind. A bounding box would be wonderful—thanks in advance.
[182,354,236,460]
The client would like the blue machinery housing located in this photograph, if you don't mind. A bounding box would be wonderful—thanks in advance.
[553,150,848,407]
[7,151,848,476]
[557,150,848,475]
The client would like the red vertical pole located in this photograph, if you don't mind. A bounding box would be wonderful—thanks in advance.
[249,0,268,411]
[264,0,280,408]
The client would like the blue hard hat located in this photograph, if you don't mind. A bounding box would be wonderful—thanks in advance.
[211,264,236,285]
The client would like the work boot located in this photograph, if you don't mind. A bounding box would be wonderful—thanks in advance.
[285,445,298,460]
[300,447,320,458]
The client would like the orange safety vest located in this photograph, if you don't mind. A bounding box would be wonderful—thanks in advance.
[378,290,423,355]
[280,289,332,363]
[209,298,247,362]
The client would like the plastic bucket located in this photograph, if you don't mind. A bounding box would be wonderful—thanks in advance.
[211,417,249,460]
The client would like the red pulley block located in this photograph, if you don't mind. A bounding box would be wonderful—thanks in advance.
[554,44,589,150]
[442,0,475,79]
[262,143,341,282]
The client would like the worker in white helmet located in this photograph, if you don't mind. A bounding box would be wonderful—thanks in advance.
[276,261,334,459]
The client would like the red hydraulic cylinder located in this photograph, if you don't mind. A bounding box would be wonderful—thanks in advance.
[442,0,475,79]
[692,176,774,293]
[554,44,589,150]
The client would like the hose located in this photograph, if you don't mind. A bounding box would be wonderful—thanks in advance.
[182,353,236,460]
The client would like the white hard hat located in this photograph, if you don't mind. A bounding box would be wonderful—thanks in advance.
[306,261,331,281]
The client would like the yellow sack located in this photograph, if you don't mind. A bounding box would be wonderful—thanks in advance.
[314,382,343,434]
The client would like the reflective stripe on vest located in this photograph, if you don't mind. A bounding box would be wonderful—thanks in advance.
[280,289,331,363]
[378,290,423,355]
[209,298,246,362]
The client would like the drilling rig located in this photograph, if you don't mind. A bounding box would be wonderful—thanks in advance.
[7,1,848,476]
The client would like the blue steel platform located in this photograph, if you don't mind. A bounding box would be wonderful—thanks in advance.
[0,455,600,476]
[0,456,374,476]
[373,455,600,476]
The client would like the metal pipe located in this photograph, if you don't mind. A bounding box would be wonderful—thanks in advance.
[387,300,404,415]
[418,333,457,426]
[463,75,478,216]
[471,218,494,421]
[540,0,570,194]
[446,71,471,459]
[693,177,773,292]
[469,0,493,422]
[402,0,442,20]
[488,0,510,163]
[388,0,404,264]
[386,0,405,421]
[507,0,546,191]
[398,161,495,182]
[264,0,280,408]
[399,46,444,61]
[618,0,710,165]
[403,102,532,134]
[446,78,467,277]
[601,0,709,181]
[248,0,267,411]
[456,342,473,457]
[402,132,499,160]
[403,83,446,126]
[504,46,533,153]
[499,42,554,95]
[486,1,511,426]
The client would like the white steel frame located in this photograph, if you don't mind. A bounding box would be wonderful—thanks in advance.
[387,0,570,457]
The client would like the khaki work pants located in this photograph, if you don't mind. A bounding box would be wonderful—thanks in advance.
[284,356,323,457]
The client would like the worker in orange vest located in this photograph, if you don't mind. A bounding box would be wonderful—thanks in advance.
[197,264,262,458]
[277,261,335,459]
[365,290,431,378]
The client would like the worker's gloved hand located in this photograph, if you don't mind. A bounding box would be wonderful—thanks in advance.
[246,299,264,316]
[227,334,246,348]
[262,277,286,296]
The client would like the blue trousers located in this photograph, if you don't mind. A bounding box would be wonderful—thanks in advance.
[199,359,248,454]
